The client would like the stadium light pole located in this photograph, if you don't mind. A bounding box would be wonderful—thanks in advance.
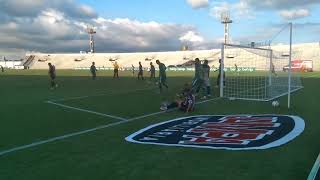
[220,44,224,98]
[87,26,96,53]
[220,11,232,98]
[221,11,233,45]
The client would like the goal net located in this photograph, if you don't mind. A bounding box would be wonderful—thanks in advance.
[220,23,303,103]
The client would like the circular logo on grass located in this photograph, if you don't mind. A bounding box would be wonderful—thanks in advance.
[126,115,305,150]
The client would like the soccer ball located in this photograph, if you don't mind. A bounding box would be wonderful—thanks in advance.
[272,101,279,107]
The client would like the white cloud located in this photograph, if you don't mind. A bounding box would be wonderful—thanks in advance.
[180,31,204,43]
[279,9,310,20]
[77,5,96,18]
[244,0,319,10]
[210,0,318,20]
[210,1,254,20]
[0,0,97,19]
[187,0,209,9]
[233,1,253,18]
[0,6,212,55]
[211,2,230,19]
[0,0,45,17]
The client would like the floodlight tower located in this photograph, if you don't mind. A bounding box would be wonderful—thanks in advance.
[87,26,96,53]
[221,11,233,45]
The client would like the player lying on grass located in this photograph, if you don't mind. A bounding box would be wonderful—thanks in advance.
[160,86,195,112]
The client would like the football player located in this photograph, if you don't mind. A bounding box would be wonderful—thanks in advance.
[160,87,195,112]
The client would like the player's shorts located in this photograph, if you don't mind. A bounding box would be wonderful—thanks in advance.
[203,78,210,87]
[138,71,143,75]
[50,74,56,80]
[159,75,166,84]
[114,69,118,73]
[179,104,187,111]
[192,78,203,87]
[179,102,194,112]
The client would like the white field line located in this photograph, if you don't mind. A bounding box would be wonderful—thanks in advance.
[0,97,221,157]
[306,74,320,78]
[308,152,320,180]
[50,87,156,102]
[46,101,127,121]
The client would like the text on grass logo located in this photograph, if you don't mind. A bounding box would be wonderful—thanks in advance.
[126,115,305,150]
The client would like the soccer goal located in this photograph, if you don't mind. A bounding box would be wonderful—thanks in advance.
[219,23,303,108]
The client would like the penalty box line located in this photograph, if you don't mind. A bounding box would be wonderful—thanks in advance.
[0,97,221,157]
[50,87,156,103]
[46,101,127,121]
[45,87,159,122]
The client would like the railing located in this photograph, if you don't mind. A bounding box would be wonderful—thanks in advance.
[23,55,35,68]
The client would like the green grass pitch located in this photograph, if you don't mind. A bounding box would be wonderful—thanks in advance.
[0,69,319,180]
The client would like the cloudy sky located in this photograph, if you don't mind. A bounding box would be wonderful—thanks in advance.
[0,0,319,57]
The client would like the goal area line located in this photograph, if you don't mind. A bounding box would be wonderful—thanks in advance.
[224,86,303,102]
[0,97,222,157]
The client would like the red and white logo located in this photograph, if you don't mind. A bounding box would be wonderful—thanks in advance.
[126,115,305,150]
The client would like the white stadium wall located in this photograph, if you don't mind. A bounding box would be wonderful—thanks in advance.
[25,43,320,71]
[27,50,221,70]
[0,61,23,69]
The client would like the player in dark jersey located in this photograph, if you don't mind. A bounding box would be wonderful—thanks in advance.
[160,87,195,112]
[48,63,58,89]
[150,62,156,80]
[131,64,135,76]
[271,62,277,76]
[113,61,119,78]
[191,58,204,93]
[1,65,4,72]
[90,62,97,80]
[138,62,144,80]
[156,60,168,92]
[202,60,211,98]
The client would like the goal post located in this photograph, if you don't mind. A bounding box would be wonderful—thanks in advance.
[219,40,303,106]
[288,22,293,109]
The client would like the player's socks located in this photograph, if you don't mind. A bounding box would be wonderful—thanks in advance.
[207,86,211,96]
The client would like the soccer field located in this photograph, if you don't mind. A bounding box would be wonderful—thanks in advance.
[0,70,319,180]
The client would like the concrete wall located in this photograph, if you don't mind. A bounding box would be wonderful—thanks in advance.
[27,42,320,71]
[0,61,23,69]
